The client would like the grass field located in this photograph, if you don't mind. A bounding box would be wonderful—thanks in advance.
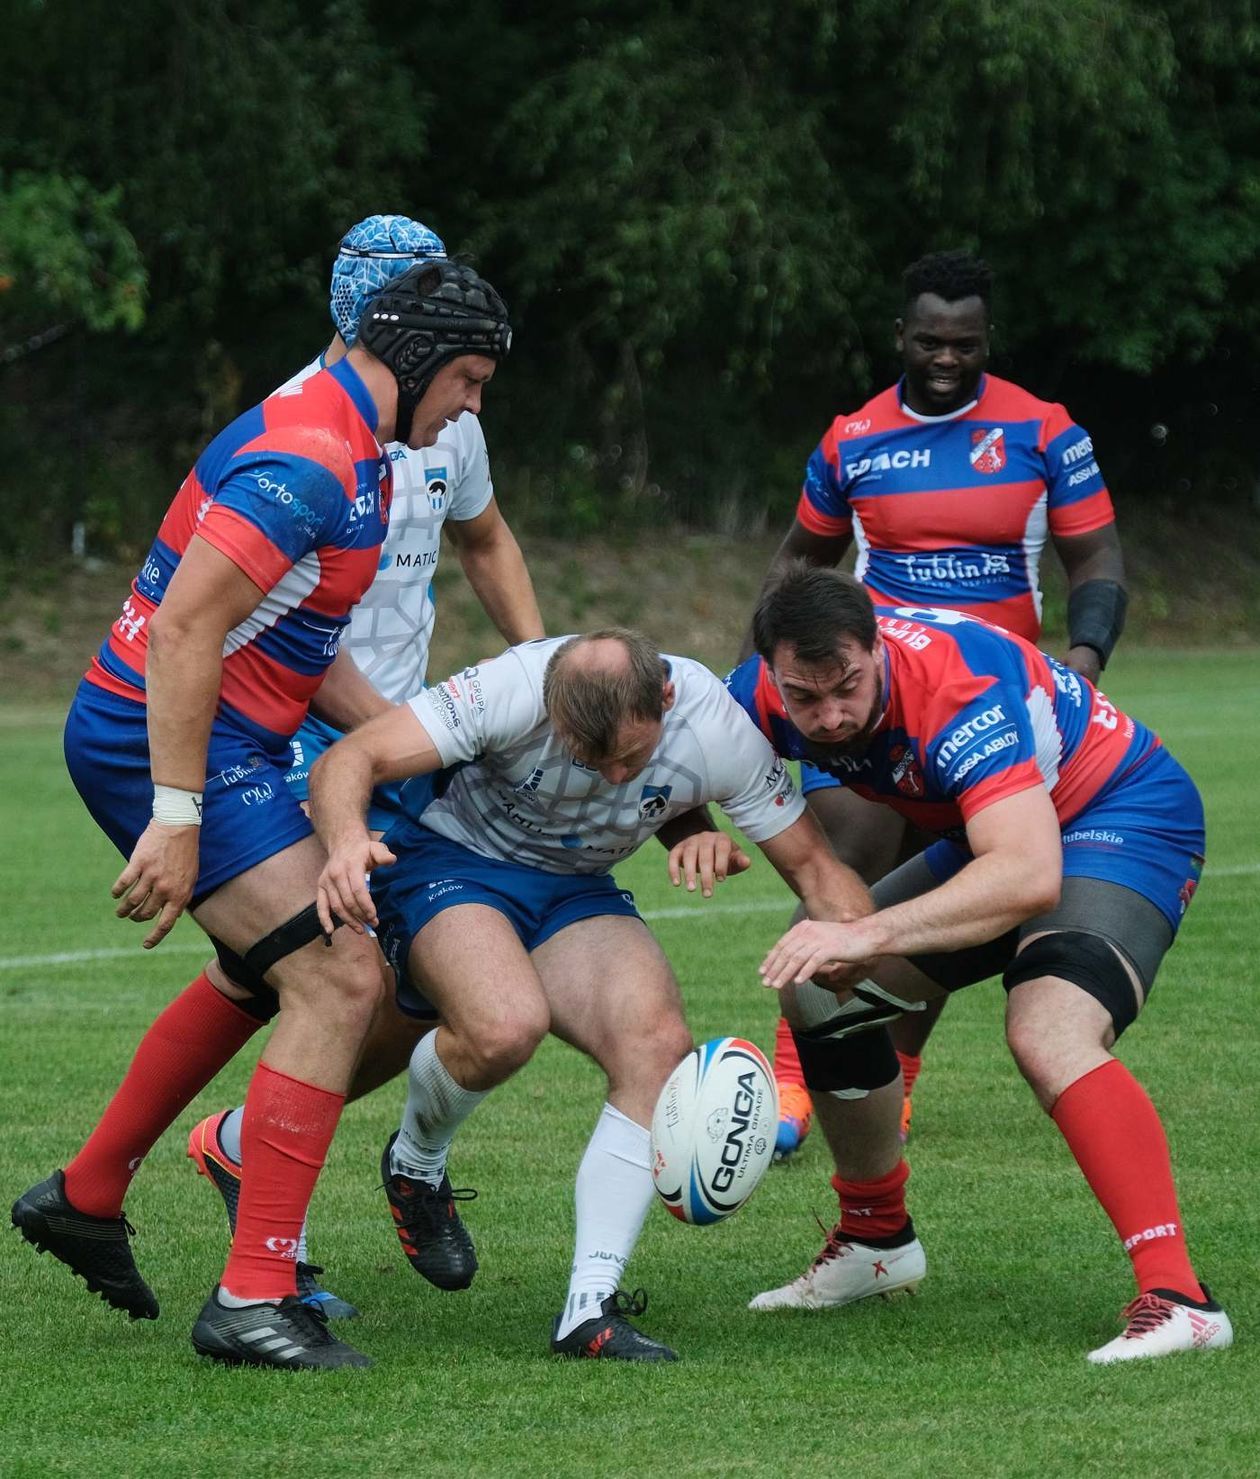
[0,651,1257,1478]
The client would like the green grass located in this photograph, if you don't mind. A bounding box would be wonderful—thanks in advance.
[0,651,1257,1477]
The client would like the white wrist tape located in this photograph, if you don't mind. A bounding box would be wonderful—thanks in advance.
[152,784,204,827]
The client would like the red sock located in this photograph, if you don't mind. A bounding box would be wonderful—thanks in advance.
[64,973,264,1217]
[896,1050,923,1097]
[1051,1059,1204,1301]
[774,1014,805,1088]
[832,1158,910,1241]
[222,1063,345,1302]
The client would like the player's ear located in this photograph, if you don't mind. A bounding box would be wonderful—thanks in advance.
[661,680,676,713]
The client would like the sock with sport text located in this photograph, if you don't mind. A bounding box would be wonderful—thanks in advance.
[1050,1058,1205,1302]
[220,1063,344,1304]
[896,1050,923,1098]
[214,1107,310,1263]
[391,1030,488,1187]
[63,972,265,1218]
[774,1014,806,1089]
[832,1158,913,1245]
[555,1103,654,1340]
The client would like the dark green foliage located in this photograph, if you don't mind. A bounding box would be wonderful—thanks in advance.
[0,0,1257,553]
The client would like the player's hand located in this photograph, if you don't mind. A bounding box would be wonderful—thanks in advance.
[759,919,876,990]
[111,821,201,949]
[1065,645,1102,686]
[667,832,752,898]
[317,834,397,935]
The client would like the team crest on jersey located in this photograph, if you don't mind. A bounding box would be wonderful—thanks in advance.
[425,467,448,513]
[512,767,544,794]
[639,784,673,820]
[970,427,1006,473]
[888,744,925,798]
[1179,853,1205,915]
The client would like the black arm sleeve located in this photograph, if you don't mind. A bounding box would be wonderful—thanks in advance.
[1067,579,1129,668]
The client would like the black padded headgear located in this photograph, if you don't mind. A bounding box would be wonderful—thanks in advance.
[356,260,512,444]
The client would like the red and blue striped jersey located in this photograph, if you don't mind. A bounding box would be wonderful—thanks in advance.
[86,358,392,746]
[726,606,1160,840]
[796,375,1114,641]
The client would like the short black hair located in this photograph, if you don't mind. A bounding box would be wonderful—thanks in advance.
[752,564,878,666]
[902,250,993,314]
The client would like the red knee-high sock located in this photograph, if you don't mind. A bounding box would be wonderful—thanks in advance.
[833,1158,911,1241]
[774,1014,805,1088]
[1050,1059,1204,1302]
[64,973,265,1217]
[222,1063,345,1302]
[896,1050,922,1098]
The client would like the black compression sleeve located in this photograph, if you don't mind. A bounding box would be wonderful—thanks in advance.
[1067,579,1128,668]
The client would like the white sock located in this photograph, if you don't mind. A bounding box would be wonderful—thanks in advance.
[219,1106,244,1162]
[554,1103,654,1340]
[392,1031,488,1187]
[216,1106,309,1265]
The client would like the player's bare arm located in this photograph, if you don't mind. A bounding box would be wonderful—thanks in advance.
[1055,522,1128,685]
[760,787,1062,987]
[112,537,266,949]
[756,809,873,923]
[738,518,852,660]
[446,499,545,645]
[309,644,394,730]
[310,703,443,932]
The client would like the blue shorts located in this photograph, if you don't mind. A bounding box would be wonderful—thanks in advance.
[374,818,641,1019]
[63,680,314,906]
[283,714,426,834]
[923,745,1206,934]
[800,760,842,797]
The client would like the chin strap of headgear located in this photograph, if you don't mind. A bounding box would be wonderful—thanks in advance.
[356,260,512,443]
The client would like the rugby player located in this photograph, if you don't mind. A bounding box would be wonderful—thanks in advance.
[184,216,544,1318]
[11,259,513,1371]
[309,629,873,1361]
[730,565,1230,1364]
[753,251,1128,1155]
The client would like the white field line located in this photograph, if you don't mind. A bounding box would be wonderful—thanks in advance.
[1,862,1256,974]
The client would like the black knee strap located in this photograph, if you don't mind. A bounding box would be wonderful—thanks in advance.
[208,937,281,1023]
[242,902,342,981]
[792,1025,900,1096]
[1002,930,1140,1035]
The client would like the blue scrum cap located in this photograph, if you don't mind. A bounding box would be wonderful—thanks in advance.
[329,214,447,346]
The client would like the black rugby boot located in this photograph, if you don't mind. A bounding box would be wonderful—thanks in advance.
[551,1289,678,1362]
[380,1132,478,1290]
[191,1288,372,1370]
[12,1169,159,1319]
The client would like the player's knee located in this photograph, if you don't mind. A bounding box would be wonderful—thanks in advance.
[1003,930,1138,1057]
[642,1012,693,1081]
[793,1023,899,1099]
[465,1003,548,1082]
[280,941,385,1027]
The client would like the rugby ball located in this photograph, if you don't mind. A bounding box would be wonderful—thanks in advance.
[650,1037,778,1225]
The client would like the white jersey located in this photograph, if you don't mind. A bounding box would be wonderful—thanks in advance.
[278,355,495,702]
[406,637,805,874]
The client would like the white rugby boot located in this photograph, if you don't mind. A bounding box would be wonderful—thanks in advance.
[1087,1288,1233,1365]
[748,1225,926,1311]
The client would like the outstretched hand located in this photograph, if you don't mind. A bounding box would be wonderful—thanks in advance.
[667,831,752,898]
[760,918,877,991]
[317,834,398,935]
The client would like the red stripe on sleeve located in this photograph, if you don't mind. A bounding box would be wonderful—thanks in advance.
[1048,493,1116,538]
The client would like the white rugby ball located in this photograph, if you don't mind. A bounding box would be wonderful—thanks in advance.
[650,1037,778,1225]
